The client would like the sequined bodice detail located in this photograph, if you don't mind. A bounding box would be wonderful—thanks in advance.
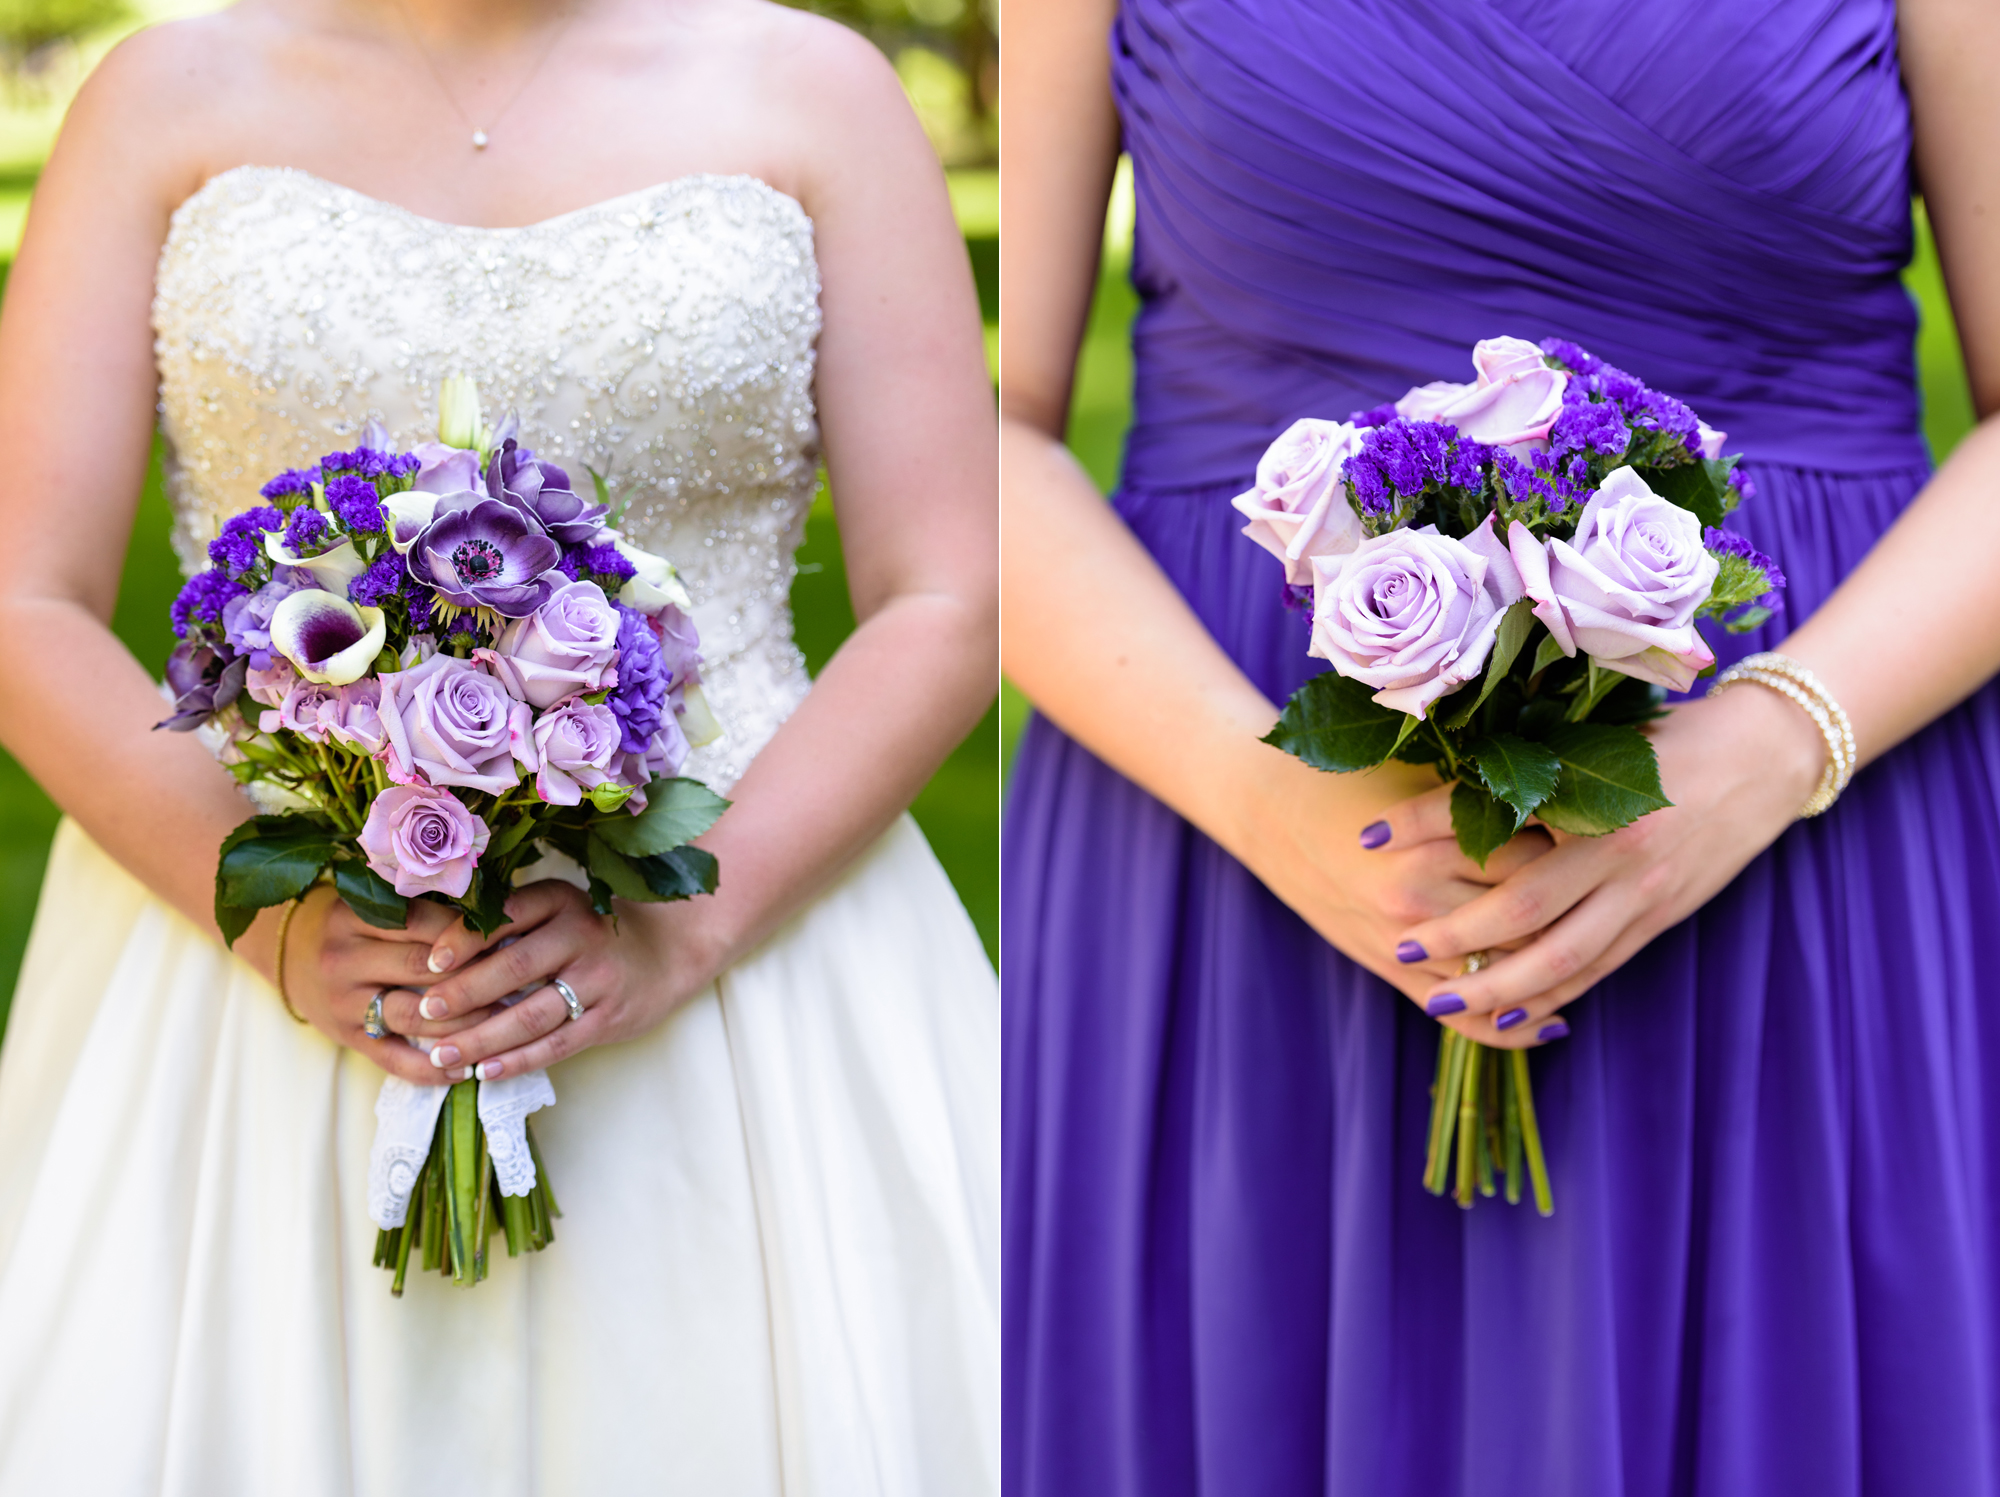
[152,165,824,790]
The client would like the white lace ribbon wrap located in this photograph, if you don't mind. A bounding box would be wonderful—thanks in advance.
[366,1059,556,1229]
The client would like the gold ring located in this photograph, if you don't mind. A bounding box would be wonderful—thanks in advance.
[1459,950,1493,976]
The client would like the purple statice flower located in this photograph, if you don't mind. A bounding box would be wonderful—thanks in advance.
[284,504,333,556]
[1280,581,1314,615]
[1349,401,1399,429]
[1635,388,1703,454]
[1495,449,1592,515]
[1548,397,1629,460]
[580,542,635,581]
[318,447,390,480]
[170,568,247,638]
[408,497,562,616]
[1345,418,1490,517]
[260,468,319,505]
[607,604,668,754]
[386,453,421,481]
[348,551,411,611]
[553,550,584,582]
[1733,470,1758,505]
[1592,363,1648,414]
[207,506,285,579]
[1537,337,1602,376]
[1704,526,1787,597]
[324,474,386,534]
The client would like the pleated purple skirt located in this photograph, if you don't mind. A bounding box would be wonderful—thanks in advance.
[1003,461,2000,1496]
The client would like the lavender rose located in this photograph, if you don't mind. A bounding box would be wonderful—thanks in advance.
[1507,466,1720,692]
[1395,335,1568,451]
[407,496,563,616]
[261,678,342,742]
[532,699,623,805]
[244,658,300,709]
[1309,516,1524,718]
[1230,419,1365,586]
[378,654,536,794]
[357,784,491,899]
[327,679,389,755]
[478,579,621,709]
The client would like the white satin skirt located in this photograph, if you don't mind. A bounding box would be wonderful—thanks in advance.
[0,814,997,1496]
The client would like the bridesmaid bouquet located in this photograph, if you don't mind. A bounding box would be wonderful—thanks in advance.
[158,378,728,1291]
[1234,336,1783,1214]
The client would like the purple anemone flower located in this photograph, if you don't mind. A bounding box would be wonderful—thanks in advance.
[157,642,249,731]
[485,439,607,545]
[408,497,562,617]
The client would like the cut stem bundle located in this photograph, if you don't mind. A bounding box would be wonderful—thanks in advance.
[1423,1030,1552,1215]
[370,1079,562,1292]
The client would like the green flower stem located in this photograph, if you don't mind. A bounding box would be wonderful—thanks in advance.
[1425,1031,1468,1197]
[1511,1049,1554,1217]
[1502,1056,1523,1206]
[1455,1042,1482,1207]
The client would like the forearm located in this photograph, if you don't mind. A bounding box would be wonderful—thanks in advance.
[643,585,994,968]
[1777,415,2000,766]
[0,593,255,936]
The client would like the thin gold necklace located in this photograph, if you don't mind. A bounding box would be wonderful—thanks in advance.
[392,2,579,152]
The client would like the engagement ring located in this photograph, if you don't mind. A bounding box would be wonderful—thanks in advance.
[362,989,390,1040]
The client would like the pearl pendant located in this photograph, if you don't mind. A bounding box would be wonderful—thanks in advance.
[471,130,489,150]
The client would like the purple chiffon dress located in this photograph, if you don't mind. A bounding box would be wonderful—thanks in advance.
[1002,2,2000,1494]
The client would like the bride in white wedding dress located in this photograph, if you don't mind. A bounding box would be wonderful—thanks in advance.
[0,2,996,1493]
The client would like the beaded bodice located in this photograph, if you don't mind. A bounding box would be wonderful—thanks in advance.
[152,165,824,790]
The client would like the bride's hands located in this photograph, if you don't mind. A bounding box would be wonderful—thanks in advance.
[1232,753,1554,1004]
[1383,682,1827,1048]
[390,882,721,1081]
[277,885,502,1084]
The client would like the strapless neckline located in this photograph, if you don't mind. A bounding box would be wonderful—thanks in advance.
[172,163,808,239]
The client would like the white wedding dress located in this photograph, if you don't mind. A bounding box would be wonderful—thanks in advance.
[0,167,997,1496]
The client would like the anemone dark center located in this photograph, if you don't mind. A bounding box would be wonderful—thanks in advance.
[452,537,506,582]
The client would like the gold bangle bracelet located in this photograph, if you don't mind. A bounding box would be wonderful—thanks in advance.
[272,896,309,1025]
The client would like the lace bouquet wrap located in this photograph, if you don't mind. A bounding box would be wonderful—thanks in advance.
[159,378,729,1291]
[1234,337,1785,1214]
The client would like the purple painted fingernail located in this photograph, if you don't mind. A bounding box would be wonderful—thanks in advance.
[1496,1008,1528,1031]
[430,1044,461,1068]
[1537,1020,1570,1042]
[1359,821,1391,849]
[1396,940,1427,964]
[1426,993,1466,1016]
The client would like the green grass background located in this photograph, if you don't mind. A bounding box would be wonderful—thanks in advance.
[0,167,1000,1039]
[1000,178,1981,782]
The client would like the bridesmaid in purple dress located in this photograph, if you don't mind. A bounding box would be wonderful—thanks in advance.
[1002,0,2000,1492]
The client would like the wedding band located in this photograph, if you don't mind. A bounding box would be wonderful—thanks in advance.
[1460,951,1493,976]
[551,977,586,1023]
[362,989,390,1040]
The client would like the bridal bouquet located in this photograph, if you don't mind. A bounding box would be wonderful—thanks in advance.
[158,378,727,1291]
[1234,336,1783,1214]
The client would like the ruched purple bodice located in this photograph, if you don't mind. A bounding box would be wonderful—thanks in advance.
[1115,0,1922,490]
[1006,4,2000,1496]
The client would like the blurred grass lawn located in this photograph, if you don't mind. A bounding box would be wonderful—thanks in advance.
[1000,179,1980,785]
[0,166,1000,1035]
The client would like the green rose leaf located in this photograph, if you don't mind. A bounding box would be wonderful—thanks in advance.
[216,817,336,919]
[1642,460,1726,531]
[585,831,657,904]
[1262,673,1404,773]
[1450,780,1522,869]
[1468,733,1561,825]
[333,861,410,930]
[1442,600,1537,731]
[215,899,260,950]
[1536,722,1673,836]
[1530,630,1571,679]
[634,846,720,902]
[458,868,513,937]
[592,777,731,858]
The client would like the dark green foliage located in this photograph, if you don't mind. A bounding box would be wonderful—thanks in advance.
[333,861,409,930]
[1261,672,1405,772]
[1535,723,1672,835]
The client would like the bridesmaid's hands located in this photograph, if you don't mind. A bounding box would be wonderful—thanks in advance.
[395,882,722,1082]
[1382,683,1827,1049]
[278,885,502,1084]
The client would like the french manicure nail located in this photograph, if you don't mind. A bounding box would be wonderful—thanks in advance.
[427,950,453,974]
[458,1066,475,1081]
[1537,1020,1570,1042]
[419,996,447,1021]
[1359,820,1391,849]
[430,1044,461,1068]
[1396,940,1427,964]
[1426,993,1466,1017]
[1496,1008,1528,1031]
[477,1060,503,1081]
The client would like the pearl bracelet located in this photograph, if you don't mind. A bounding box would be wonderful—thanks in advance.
[1708,652,1855,818]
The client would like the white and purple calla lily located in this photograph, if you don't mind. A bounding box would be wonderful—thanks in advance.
[270,589,388,686]
[263,528,369,592]
[612,537,693,614]
[408,496,562,616]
